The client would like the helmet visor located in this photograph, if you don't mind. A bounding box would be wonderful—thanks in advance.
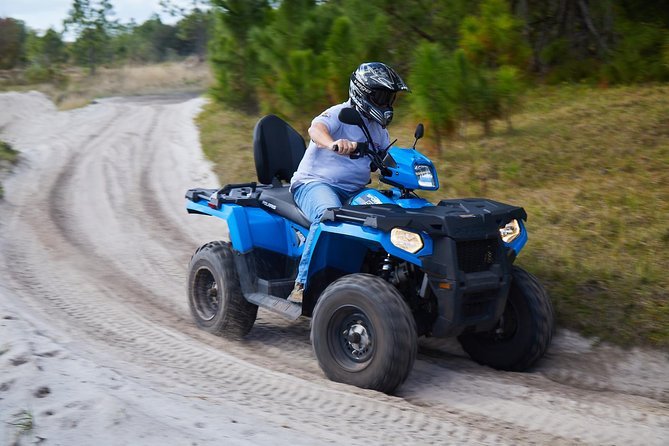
[370,89,396,108]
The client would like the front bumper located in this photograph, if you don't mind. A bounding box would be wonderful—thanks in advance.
[422,236,511,337]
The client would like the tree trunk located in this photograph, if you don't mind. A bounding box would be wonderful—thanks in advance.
[88,46,96,76]
[482,119,492,137]
[577,0,609,56]
[505,114,514,132]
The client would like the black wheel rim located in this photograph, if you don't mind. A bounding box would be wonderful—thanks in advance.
[327,305,375,371]
[192,266,219,322]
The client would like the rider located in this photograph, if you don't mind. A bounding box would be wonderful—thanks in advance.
[288,62,409,304]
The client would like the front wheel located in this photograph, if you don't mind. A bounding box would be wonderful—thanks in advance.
[187,241,258,339]
[458,266,554,371]
[311,274,417,394]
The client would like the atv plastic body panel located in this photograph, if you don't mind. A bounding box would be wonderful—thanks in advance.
[187,183,527,335]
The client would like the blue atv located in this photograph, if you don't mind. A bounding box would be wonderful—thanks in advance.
[185,108,554,394]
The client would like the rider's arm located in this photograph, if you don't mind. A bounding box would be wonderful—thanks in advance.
[309,122,357,156]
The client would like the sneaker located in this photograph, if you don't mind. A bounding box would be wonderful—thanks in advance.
[287,282,304,304]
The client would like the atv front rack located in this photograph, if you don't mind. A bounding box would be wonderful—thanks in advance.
[321,205,444,234]
[321,199,526,240]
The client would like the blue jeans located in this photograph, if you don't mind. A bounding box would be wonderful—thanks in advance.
[292,182,358,284]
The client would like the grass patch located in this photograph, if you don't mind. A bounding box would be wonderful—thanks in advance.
[0,140,18,163]
[197,84,669,349]
[7,409,34,438]
[196,100,259,185]
[0,140,19,199]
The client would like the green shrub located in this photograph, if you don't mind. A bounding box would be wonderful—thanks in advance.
[603,21,669,83]
[0,140,19,200]
[458,0,530,69]
[24,64,51,83]
[23,64,67,84]
[0,140,18,163]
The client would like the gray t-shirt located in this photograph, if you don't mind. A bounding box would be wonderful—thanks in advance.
[290,101,390,193]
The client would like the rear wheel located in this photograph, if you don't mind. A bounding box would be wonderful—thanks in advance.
[458,266,554,371]
[311,274,417,394]
[188,241,257,339]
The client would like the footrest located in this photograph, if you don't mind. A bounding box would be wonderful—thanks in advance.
[245,293,302,321]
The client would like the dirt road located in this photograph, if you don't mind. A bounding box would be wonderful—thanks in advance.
[1,92,667,445]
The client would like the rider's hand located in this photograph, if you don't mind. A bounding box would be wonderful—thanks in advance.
[332,139,357,156]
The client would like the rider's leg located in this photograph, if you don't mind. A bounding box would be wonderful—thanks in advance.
[289,182,347,303]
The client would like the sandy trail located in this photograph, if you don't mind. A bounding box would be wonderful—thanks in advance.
[0,92,667,445]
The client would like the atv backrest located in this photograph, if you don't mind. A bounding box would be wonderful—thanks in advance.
[253,115,306,185]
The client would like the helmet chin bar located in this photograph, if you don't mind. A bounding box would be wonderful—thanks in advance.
[369,106,394,128]
[382,110,394,127]
[352,102,394,128]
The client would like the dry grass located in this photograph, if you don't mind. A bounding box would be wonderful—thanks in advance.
[0,60,213,109]
[196,101,259,184]
[197,84,669,349]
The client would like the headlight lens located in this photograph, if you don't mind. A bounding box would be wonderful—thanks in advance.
[390,228,424,254]
[414,164,435,188]
[500,219,521,243]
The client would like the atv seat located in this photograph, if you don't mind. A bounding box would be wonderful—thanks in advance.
[253,114,310,228]
[258,186,311,228]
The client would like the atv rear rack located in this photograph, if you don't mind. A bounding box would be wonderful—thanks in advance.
[186,183,259,209]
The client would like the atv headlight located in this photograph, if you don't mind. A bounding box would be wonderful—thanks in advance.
[500,219,521,243]
[390,228,423,254]
[414,164,435,188]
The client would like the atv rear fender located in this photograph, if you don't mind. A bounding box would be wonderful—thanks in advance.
[186,198,307,256]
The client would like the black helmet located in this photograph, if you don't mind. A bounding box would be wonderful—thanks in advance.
[349,62,409,128]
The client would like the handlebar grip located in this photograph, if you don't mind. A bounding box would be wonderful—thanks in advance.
[349,142,368,159]
[331,142,368,158]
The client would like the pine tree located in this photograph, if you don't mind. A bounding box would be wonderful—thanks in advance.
[409,42,459,152]
[63,0,117,74]
[0,18,27,69]
[209,0,269,109]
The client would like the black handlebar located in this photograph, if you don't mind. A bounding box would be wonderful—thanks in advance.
[331,142,369,159]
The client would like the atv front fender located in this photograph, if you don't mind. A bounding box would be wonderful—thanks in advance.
[305,221,433,285]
